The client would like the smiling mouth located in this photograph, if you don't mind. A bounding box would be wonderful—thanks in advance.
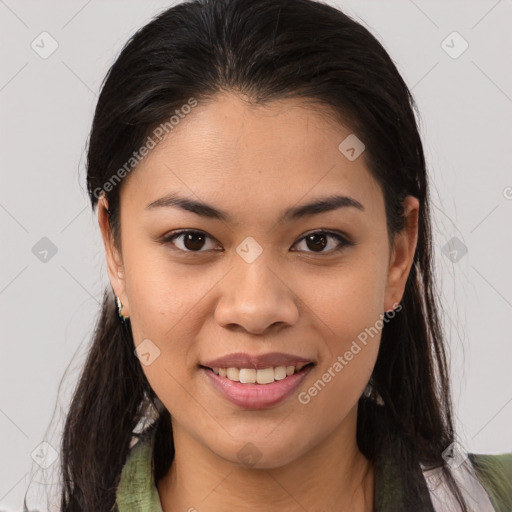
[200,362,315,385]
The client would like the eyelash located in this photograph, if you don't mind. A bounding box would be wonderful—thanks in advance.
[160,229,353,255]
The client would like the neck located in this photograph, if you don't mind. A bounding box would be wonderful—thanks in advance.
[157,404,374,512]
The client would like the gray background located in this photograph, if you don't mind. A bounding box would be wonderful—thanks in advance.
[1,0,511,510]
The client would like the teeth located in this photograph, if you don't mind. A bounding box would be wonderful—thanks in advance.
[227,367,240,381]
[256,367,274,384]
[274,366,287,381]
[239,368,256,383]
[211,363,310,384]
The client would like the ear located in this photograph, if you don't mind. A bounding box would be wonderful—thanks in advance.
[384,196,419,312]
[97,194,130,317]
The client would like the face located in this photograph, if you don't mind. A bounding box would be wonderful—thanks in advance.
[98,92,418,468]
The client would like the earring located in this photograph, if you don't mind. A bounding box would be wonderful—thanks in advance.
[115,296,130,322]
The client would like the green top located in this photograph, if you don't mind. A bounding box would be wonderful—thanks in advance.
[113,428,512,511]
[113,430,163,512]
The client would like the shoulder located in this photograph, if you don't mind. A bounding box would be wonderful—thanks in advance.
[421,451,512,512]
[468,452,512,512]
[470,451,512,476]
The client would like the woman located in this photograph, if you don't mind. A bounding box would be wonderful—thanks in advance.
[57,0,512,510]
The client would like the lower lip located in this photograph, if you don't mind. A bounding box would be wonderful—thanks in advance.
[201,365,314,410]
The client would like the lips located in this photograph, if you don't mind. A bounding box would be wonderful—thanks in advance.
[201,351,315,370]
[199,352,316,409]
[201,363,315,409]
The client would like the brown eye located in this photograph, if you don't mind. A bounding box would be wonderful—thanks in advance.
[292,231,352,254]
[163,230,218,252]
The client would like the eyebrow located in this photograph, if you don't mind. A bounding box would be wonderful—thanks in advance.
[145,192,364,223]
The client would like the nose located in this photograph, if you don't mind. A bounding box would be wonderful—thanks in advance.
[213,258,300,335]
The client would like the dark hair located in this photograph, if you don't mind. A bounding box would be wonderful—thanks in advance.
[56,0,472,510]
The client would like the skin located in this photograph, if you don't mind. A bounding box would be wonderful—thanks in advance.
[98,92,419,511]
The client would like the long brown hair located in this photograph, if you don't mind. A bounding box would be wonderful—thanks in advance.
[46,0,478,509]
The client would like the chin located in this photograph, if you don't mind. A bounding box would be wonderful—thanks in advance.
[212,434,308,470]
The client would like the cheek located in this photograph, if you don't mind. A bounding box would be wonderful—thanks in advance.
[293,255,385,402]
[295,274,384,425]
[299,251,387,342]
[121,249,219,414]
[122,236,201,339]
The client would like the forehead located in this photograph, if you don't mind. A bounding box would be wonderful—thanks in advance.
[120,92,384,223]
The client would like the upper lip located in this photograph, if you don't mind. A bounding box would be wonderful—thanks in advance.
[201,352,315,370]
